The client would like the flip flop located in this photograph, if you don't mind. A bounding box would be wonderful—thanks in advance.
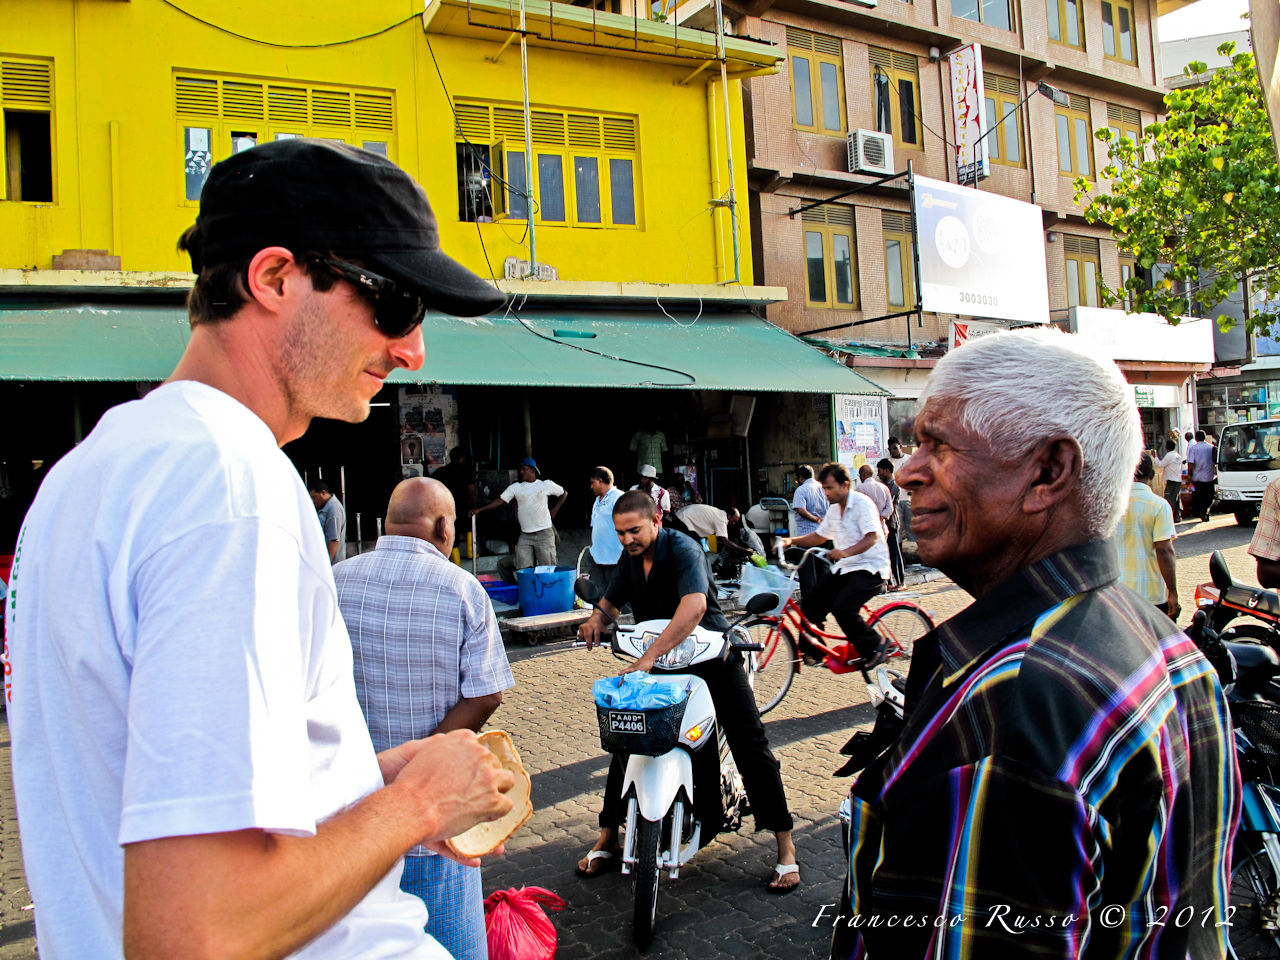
[575,849,621,879]
[766,862,800,895]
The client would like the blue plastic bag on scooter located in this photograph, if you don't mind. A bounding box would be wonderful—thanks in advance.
[592,673,691,710]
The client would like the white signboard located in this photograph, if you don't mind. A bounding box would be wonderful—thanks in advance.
[949,44,989,183]
[1068,307,1215,364]
[912,174,1050,323]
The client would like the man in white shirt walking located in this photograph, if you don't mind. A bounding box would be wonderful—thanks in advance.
[778,462,891,665]
[471,457,567,569]
[1155,438,1184,523]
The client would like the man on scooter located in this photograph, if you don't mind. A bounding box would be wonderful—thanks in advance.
[576,490,800,894]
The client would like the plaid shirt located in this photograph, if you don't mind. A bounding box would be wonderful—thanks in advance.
[1249,477,1280,562]
[1112,482,1176,604]
[836,541,1238,960]
[335,536,515,854]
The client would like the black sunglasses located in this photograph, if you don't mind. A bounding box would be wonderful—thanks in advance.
[317,257,427,339]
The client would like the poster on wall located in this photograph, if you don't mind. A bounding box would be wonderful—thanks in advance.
[398,386,459,480]
[834,395,886,472]
[948,44,988,184]
[950,318,1005,350]
[912,174,1050,323]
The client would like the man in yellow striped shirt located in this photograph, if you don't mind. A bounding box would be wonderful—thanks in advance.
[1113,452,1180,620]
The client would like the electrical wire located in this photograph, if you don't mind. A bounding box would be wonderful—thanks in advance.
[503,296,698,386]
[159,1,420,48]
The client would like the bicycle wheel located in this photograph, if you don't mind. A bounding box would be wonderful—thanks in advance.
[867,603,933,659]
[1231,840,1280,959]
[739,617,797,716]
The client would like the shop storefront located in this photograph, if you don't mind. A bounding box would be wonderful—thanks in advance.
[0,292,885,555]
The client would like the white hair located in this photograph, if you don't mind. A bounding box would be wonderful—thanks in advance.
[918,327,1142,539]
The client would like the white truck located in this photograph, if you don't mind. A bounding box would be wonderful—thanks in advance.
[1214,418,1280,525]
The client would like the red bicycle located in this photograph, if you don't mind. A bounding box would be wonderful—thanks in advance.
[733,549,934,715]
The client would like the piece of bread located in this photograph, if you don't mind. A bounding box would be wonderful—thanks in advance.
[445,730,533,858]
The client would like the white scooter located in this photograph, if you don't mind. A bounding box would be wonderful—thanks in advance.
[576,579,778,950]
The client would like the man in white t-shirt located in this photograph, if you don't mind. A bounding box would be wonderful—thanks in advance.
[471,456,567,568]
[1,139,516,960]
[629,462,672,519]
[778,462,891,665]
[1155,438,1184,523]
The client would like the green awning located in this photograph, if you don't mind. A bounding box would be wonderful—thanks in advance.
[0,302,886,395]
[0,303,193,381]
[387,311,887,393]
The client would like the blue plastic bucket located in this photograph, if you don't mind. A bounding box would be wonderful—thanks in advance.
[515,565,576,616]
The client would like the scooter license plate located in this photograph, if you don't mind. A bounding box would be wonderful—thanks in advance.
[607,710,647,734]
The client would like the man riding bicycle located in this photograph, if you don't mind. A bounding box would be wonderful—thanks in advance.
[778,462,891,666]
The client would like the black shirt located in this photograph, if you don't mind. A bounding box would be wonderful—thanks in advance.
[605,527,728,631]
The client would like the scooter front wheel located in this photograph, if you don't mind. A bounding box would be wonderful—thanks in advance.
[633,817,662,950]
[1232,840,1280,958]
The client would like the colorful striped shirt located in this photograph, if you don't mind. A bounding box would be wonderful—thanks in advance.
[834,541,1239,960]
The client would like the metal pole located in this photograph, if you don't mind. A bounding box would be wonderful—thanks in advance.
[471,512,479,576]
[355,512,363,552]
[712,0,740,284]
[907,159,922,351]
[520,0,536,274]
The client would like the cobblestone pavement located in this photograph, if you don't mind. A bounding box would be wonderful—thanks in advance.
[0,513,1261,958]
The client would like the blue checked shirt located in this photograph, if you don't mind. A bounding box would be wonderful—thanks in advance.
[335,536,515,855]
[835,541,1238,960]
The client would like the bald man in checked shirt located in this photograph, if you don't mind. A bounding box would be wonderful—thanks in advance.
[335,478,515,960]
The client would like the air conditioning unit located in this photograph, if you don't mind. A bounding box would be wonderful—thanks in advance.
[847,129,895,176]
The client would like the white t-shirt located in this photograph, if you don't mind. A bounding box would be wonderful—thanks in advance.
[816,491,892,577]
[500,477,566,533]
[4,381,443,960]
[1156,450,1183,484]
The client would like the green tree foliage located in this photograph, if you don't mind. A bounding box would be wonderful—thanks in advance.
[1074,42,1280,332]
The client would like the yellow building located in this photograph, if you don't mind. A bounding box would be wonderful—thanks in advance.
[1,0,776,283]
[0,0,884,558]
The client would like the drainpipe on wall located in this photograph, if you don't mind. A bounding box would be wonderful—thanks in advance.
[708,0,741,285]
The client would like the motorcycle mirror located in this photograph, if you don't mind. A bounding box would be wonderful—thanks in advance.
[574,577,602,604]
[745,592,779,615]
[1209,550,1232,592]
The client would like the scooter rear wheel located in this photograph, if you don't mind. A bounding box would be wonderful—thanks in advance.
[633,817,662,950]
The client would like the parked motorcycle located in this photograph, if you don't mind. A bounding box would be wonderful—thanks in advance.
[1195,550,1280,654]
[575,579,778,950]
[1184,589,1280,960]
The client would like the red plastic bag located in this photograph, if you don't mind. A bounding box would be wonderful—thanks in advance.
[484,886,565,960]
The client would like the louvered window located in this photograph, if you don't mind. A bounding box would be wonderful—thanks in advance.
[882,210,916,309]
[789,30,845,136]
[869,47,921,153]
[982,73,1025,169]
[1064,236,1102,308]
[2,58,54,202]
[1105,102,1142,173]
[175,71,396,202]
[1054,94,1093,177]
[801,205,858,308]
[453,100,639,228]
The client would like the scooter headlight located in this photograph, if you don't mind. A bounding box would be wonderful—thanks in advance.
[640,633,709,670]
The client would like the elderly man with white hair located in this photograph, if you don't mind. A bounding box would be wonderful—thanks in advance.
[832,329,1238,960]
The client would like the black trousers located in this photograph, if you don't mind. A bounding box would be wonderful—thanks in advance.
[800,568,883,659]
[1162,480,1182,522]
[1191,479,1216,519]
[885,526,905,586]
[599,655,793,836]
